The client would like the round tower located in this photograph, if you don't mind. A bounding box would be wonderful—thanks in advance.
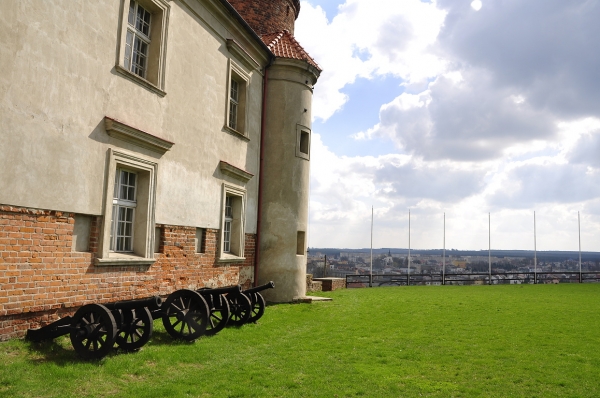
[229,0,321,302]
[255,29,321,302]
[227,0,300,35]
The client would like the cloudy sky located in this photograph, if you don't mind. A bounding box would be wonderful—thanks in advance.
[294,0,600,251]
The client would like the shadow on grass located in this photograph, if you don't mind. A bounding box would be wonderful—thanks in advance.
[23,327,225,364]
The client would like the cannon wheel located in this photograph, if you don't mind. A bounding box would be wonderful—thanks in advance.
[70,304,117,360]
[247,292,266,323]
[227,293,252,326]
[204,294,230,336]
[115,307,153,351]
[162,289,209,341]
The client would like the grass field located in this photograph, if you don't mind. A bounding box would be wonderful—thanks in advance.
[1,284,599,397]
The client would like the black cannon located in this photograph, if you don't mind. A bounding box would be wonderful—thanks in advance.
[150,289,210,342]
[27,296,163,359]
[219,281,275,327]
[242,281,274,324]
[27,289,211,359]
[196,284,242,335]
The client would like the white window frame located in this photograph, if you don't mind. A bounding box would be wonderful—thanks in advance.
[223,196,233,253]
[111,168,138,252]
[116,0,170,96]
[224,60,250,139]
[97,149,158,266]
[219,184,246,262]
[228,80,239,131]
[125,1,152,79]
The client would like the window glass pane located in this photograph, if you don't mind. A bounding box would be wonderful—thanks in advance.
[128,187,135,201]
[224,220,231,253]
[126,207,134,222]
[229,102,237,130]
[110,205,116,251]
[125,222,132,237]
[125,31,133,69]
[131,37,148,78]
[136,5,151,37]
[120,184,129,201]
[230,80,238,102]
[113,171,120,199]
[118,206,127,221]
[129,172,136,188]
[225,196,233,218]
[128,0,136,26]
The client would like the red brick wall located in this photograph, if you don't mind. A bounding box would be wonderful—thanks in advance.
[228,0,300,35]
[0,205,256,340]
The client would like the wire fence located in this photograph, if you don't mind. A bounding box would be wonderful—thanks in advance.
[345,271,600,288]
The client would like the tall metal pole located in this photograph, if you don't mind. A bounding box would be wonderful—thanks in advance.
[534,211,537,284]
[408,209,411,286]
[488,212,491,285]
[443,212,446,286]
[579,211,582,283]
[370,206,373,287]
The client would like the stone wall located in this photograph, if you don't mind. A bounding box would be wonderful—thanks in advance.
[312,277,346,292]
[0,205,255,340]
[306,274,322,293]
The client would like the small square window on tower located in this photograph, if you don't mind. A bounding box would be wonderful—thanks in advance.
[296,124,311,160]
[297,231,306,255]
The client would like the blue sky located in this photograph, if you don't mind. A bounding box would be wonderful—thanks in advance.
[313,75,405,157]
[295,0,600,251]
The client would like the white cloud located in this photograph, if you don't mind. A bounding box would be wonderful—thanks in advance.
[298,0,600,250]
[296,0,447,121]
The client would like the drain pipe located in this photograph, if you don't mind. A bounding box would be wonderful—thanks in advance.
[254,56,274,287]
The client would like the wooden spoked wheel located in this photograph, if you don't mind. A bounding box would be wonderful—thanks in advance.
[203,294,230,336]
[247,292,266,323]
[227,293,252,326]
[162,289,209,341]
[115,307,153,351]
[70,304,117,360]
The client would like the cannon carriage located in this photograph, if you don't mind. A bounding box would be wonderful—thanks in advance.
[27,296,166,359]
[26,282,274,359]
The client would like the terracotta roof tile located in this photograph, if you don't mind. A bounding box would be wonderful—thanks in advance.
[261,30,322,71]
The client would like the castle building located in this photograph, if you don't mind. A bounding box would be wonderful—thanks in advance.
[0,0,320,340]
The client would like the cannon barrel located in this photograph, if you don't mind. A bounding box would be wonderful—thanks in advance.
[197,284,242,296]
[26,316,73,341]
[103,296,163,312]
[243,281,275,295]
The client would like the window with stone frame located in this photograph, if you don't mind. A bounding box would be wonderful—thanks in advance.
[225,60,249,138]
[97,149,158,266]
[219,184,246,261]
[111,168,138,252]
[116,0,170,95]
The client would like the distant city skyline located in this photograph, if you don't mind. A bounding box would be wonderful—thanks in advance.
[295,0,600,251]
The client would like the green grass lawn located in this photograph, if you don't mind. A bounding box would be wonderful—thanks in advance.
[1,284,599,397]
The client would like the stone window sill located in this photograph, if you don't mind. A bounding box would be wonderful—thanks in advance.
[223,125,250,142]
[115,65,167,97]
[218,253,246,264]
[96,253,156,266]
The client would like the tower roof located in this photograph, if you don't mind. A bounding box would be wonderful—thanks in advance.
[226,0,300,35]
[261,30,322,71]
